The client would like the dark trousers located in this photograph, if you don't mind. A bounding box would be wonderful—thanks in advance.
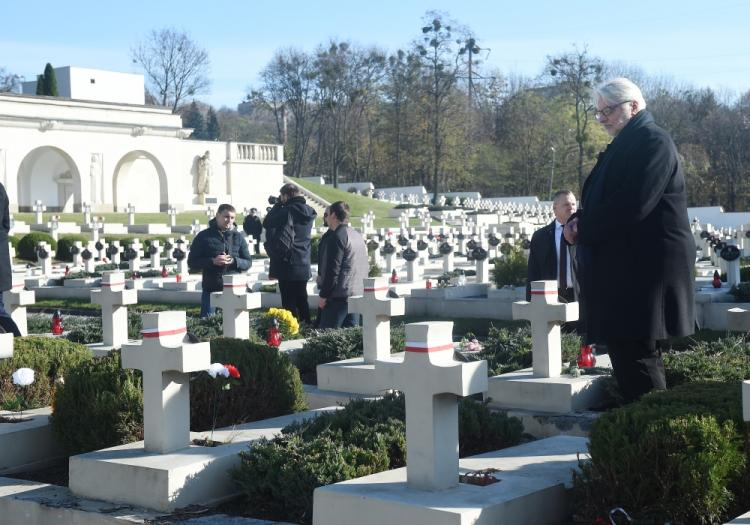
[0,295,21,336]
[606,339,666,402]
[319,297,359,329]
[278,280,311,324]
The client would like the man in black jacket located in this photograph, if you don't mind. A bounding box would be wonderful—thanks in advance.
[317,201,368,329]
[564,78,695,401]
[188,204,252,317]
[263,183,317,324]
[242,208,263,255]
[526,190,577,303]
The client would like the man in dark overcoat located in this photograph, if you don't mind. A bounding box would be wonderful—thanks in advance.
[564,77,695,402]
[0,183,20,336]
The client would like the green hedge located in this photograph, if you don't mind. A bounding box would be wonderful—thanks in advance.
[50,352,144,454]
[0,336,92,411]
[189,338,307,431]
[480,324,580,376]
[492,248,527,287]
[572,381,749,524]
[17,232,57,261]
[56,234,90,262]
[663,335,750,387]
[233,394,523,524]
[292,325,405,384]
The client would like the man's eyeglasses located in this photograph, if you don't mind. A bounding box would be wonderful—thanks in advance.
[594,100,632,120]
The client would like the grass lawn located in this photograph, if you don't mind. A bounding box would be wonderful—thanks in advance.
[15,211,214,227]
[290,177,418,228]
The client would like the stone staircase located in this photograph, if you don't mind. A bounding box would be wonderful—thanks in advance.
[283,176,330,217]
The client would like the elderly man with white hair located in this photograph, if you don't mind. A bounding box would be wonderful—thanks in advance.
[564,77,695,402]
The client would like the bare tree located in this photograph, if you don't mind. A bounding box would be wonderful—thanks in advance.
[416,13,460,202]
[131,28,210,112]
[547,46,603,192]
[0,67,21,92]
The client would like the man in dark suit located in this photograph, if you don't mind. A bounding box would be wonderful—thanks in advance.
[526,190,577,304]
[564,78,695,402]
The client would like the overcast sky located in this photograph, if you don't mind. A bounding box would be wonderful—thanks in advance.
[2,0,747,108]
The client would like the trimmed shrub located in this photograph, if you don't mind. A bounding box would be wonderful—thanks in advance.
[233,394,524,524]
[572,381,749,524]
[0,336,92,410]
[293,325,405,384]
[310,236,320,263]
[189,338,307,431]
[492,249,527,287]
[8,235,21,250]
[480,324,580,376]
[50,352,144,454]
[56,234,90,262]
[663,335,750,387]
[17,232,57,261]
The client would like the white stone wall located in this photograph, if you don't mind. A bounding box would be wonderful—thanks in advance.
[0,93,284,213]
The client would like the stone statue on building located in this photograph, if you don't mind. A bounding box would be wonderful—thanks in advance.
[196,151,212,204]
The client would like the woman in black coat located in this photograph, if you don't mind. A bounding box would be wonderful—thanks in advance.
[565,78,695,401]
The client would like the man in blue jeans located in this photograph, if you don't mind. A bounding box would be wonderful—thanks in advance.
[317,201,369,329]
[188,204,252,317]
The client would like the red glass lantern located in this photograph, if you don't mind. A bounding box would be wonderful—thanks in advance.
[51,310,64,335]
[64,265,70,277]
[426,279,432,289]
[176,273,182,283]
[266,318,282,348]
[712,270,722,289]
[161,265,169,278]
[390,269,399,284]
[577,345,596,368]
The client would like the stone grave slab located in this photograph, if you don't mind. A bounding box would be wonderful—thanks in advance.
[486,280,608,414]
[316,278,405,395]
[69,408,337,513]
[314,435,587,525]
[0,407,64,475]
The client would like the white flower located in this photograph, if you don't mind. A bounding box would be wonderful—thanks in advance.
[207,363,229,378]
[12,368,35,386]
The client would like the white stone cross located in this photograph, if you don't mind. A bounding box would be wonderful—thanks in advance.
[82,242,96,273]
[106,240,121,265]
[71,241,84,267]
[34,200,46,225]
[90,216,102,243]
[167,207,177,227]
[441,243,454,273]
[148,240,161,269]
[91,271,138,348]
[512,280,578,378]
[36,242,54,276]
[126,203,136,226]
[377,321,487,491]
[82,202,92,226]
[210,274,261,339]
[349,278,405,363]
[404,241,422,283]
[121,311,210,454]
[3,276,35,336]
[127,239,144,272]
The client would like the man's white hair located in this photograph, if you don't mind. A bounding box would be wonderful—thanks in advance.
[593,77,647,110]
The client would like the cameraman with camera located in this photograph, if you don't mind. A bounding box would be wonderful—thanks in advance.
[262,183,317,324]
[188,203,252,318]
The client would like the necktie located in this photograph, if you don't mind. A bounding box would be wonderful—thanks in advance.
[558,230,567,291]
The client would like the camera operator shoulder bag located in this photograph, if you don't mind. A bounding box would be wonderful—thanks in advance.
[264,210,295,262]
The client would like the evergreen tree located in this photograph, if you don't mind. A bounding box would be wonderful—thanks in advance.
[181,101,206,140]
[42,63,58,96]
[35,74,44,95]
[206,107,220,140]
